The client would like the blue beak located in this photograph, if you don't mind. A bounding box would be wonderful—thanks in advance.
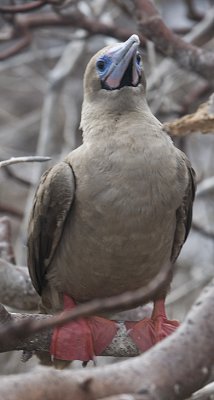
[101,35,141,90]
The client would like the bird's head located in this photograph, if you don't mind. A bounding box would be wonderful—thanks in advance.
[83,34,146,112]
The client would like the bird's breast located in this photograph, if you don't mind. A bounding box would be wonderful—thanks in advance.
[53,141,183,302]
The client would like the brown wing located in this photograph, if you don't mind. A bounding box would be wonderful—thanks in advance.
[171,152,196,262]
[27,161,75,295]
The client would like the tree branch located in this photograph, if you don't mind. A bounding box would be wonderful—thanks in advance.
[134,0,214,80]
[0,30,32,61]
[0,217,39,310]
[164,93,214,136]
[18,10,145,44]
[0,261,172,342]
[0,216,16,264]
[190,382,214,400]
[0,305,140,357]
[0,1,48,13]
[0,259,39,310]
[0,156,51,168]
[0,280,213,400]
[0,9,146,61]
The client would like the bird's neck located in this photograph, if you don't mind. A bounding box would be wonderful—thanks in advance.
[80,96,161,143]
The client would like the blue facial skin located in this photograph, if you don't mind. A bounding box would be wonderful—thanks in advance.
[96,55,113,80]
[96,52,142,88]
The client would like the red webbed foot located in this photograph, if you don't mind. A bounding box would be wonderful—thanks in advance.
[126,299,179,353]
[50,295,118,361]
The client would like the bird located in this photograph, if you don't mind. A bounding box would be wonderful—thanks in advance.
[27,34,195,362]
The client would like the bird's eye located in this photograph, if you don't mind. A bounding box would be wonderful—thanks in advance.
[96,60,106,71]
[136,53,142,65]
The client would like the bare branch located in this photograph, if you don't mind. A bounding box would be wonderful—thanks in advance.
[185,0,204,22]
[0,261,171,342]
[2,165,31,187]
[0,204,23,219]
[134,0,214,80]
[0,259,39,310]
[147,8,214,92]
[0,305,139,357]
[0,280,213,400]
[190,382,214,400]
[0,156,51,168]
[0,1,47,13]
[0,217,38,310]
[17,11,145,44]
[164,93,214,136]
[0,31,31,61]
[0,217,16,264]
[0,7,146,60]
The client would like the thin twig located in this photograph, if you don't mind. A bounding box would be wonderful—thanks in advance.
[0,156,51,168]
[0,8,145,61]
[0,1,47,13]
[2,165,31,187]
[17,11,146,45]
[0,204,23,219]
[190,382,214,400]
[0,31,31,61]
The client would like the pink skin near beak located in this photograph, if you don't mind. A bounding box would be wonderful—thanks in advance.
[104,34,140,89]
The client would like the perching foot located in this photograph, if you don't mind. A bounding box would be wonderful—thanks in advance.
[50,295,118,361]
[126,299,179,352]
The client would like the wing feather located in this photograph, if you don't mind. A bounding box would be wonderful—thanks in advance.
[171,152,196,262]
[27,161,75,295]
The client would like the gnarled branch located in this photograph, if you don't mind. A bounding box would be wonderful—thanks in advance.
[134,0,214,80]
[0,280,213,400]
[0,305,139,357]
[164,93,214,136]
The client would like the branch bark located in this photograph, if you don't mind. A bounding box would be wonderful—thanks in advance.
[0,261,171,341]
[0,217,39,310]
[0,10,146,60]
[164,93,214,136]
[0,1,47,13]
[0,259,39,310]
[0,156,51,168]
[18,10,146,45]
[134,0,214,80]
[0,280,213,400]
[0,305,139,357]
[190,382,214,400]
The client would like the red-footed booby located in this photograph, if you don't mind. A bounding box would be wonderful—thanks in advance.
[28,34,195,362]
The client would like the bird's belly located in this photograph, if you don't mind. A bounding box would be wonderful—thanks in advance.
[53,195,176,302]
